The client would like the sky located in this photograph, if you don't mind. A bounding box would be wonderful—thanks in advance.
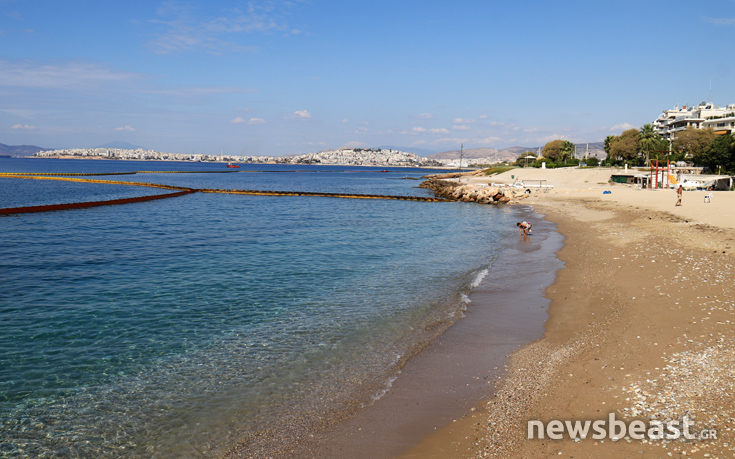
[1,0,734,156]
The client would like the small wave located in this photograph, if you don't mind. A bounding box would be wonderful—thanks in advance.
[470,268,489,288]
[460,293,471,304]
[368,370,401,404]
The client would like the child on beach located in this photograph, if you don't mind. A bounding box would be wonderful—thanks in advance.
[517,221,532,236]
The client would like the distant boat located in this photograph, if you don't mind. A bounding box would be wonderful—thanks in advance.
[227,163,240,168]
[379,170,389,172]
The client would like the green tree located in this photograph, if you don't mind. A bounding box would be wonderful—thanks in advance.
[604,135,614,158]
[542,139,575,163]
[639,123,661,164]
[673,126,716,159]
[649,137,671,161]
[560,140,575,162]
[541,140,563,162]
[695,133,735,173]
[608,129,640,161]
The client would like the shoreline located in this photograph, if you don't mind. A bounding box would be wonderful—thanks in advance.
[400,169,735,458]
[222,204,564,459]
[286,207,563,459]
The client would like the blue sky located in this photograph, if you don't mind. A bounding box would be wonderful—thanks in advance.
[1,0,734,156]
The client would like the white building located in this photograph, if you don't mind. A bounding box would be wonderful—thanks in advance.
[653,102,735,140]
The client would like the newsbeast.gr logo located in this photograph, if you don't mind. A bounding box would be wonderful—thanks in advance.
[528,413,717,441]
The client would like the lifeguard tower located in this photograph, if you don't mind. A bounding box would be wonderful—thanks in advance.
[649,158,675,189]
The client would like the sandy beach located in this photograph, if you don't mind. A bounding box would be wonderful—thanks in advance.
[399,167,735,458]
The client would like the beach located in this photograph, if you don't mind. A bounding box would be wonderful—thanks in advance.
[3,161,735,459]
[400,167,735,458]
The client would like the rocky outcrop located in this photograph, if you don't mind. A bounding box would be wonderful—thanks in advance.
[419,177,528,204]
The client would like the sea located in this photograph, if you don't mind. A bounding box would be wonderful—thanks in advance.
[0,158,553,458]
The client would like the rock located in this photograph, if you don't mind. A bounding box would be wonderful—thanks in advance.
[418,176,517,205]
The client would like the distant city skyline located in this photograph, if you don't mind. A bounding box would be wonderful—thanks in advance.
[1,1,734,156]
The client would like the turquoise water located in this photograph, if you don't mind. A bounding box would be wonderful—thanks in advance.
[0,159,524,458]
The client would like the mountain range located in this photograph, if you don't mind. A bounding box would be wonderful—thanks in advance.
[0,141,146,157]
[428,142,606,161]
[0,143,52,157]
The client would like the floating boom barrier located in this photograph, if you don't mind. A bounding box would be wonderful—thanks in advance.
[0,172,447,215]
[0,190,195,215]
[0,170,237,177]
[197,188,446,201]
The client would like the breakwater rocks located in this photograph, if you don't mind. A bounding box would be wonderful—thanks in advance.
[419,175,528,205]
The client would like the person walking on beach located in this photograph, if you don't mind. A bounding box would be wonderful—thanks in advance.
[517,221,532,236]
[675,184,683,207]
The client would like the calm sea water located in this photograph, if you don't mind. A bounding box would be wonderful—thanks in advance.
[0,159,526,458]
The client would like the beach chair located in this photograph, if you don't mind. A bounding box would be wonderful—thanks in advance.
[704,193,713,203]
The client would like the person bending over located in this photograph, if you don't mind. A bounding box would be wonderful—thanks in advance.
[517,221,532,236]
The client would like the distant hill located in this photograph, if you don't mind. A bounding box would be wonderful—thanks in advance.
[428,147,536,162]
[95,141,145,150]
[0,143,52,157]
[431,142,606,162]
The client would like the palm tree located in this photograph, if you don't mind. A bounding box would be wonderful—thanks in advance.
[639,124,658,165]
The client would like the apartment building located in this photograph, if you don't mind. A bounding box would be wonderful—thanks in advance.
[652,102,735,140]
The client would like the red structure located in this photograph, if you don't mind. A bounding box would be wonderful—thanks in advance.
[649,158,671,189]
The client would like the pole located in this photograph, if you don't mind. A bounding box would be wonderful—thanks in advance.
[458,143,463,173]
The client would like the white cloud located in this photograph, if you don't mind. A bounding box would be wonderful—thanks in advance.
[0,58,142,89]
[430,128,449,134]
[147,2,299,55]
[11,124,36,130]
[703,17,735,26]
[412,127,427,133]
[453,118,475,124]
[435,137,466,145]
[610,123,636,132]
[452,125,471,131]
[478,115,488,119]
[413,113,434,119]
[342,118,349,124]
[145,86,256,97]
[115,125,135,132]
[1,109,36,118]
[285,110,311,119]
[233,116,266,124]
[538,134,565,143]
[476,136,501,145]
